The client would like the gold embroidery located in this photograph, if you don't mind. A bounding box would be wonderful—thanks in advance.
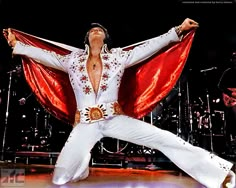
[113,102,124,115]
[89,107,104,120]
[74,110,81,126]
[74,102,124,124]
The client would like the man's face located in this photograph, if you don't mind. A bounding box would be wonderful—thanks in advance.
[88,27,106,44]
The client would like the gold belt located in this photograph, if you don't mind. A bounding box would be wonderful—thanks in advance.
[74,101,124,125]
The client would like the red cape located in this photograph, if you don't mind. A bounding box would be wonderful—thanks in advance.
[11,29,195,126]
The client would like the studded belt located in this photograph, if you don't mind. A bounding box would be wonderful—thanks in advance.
[74,101,124,125]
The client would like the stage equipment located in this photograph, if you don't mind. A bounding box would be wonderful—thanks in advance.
[18,93,33,105]
[197,109,225,135]
[200,67,217,73]
[185,80,199,145]
[20,108,52,151]
[1,69,16,160]
[99,137,129,154]
[198,67,218,152]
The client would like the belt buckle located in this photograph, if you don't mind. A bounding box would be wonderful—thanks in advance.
[74,102,124,125]
[85,105,107,123]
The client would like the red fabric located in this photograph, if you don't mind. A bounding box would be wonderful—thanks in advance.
[11,29,195,126]
[119,31,195,118]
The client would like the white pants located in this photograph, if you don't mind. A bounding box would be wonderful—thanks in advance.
[52,115,234,188]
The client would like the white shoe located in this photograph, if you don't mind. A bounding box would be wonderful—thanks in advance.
[222,170,236,188]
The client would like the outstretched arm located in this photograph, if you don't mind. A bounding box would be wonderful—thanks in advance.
[123,18,199,68]
[3,28,69,72]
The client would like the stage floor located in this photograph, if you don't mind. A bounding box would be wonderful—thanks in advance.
[0,162,207,188]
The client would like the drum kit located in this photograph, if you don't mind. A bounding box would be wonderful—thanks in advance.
[20,107,53,151]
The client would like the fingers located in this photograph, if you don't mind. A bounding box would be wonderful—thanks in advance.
[3,28,10,38]
[190,20,199,27]
[3,28,8,35]
[2,29,9,40]
[2,28,12,36]
[8,28,12,34]
[2,28,16,47]
[186,18,199,27]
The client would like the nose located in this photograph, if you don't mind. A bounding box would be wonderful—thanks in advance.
[93,29,100,32]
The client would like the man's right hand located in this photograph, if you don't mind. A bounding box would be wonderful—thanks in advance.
[3,28,17,47]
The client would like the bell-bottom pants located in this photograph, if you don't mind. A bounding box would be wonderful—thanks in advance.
[52,115,234,188]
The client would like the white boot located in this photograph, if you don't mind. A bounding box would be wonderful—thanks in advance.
[222,170,236,188]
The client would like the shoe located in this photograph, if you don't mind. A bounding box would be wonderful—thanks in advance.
[222,170,236,188]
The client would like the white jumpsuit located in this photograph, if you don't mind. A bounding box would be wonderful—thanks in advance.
[12,28,234,188]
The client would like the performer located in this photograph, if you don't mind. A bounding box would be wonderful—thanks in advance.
[218,51,236,155]
[3,18,235,188]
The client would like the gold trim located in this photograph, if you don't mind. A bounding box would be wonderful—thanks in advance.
[74,102,124,126]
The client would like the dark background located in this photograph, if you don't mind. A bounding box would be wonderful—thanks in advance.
[1,1,236,91]
[0,0,236,153]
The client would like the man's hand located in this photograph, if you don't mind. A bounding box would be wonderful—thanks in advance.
[180,18,199,32]
[2,28,17,47]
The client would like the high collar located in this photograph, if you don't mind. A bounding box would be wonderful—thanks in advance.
[84,44,110,55]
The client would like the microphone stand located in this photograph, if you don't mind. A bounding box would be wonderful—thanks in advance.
[205,83,214,152]
[186,80,194,144]
[201,71,214,152]
[1,70,15,161]
[177,80,182,137]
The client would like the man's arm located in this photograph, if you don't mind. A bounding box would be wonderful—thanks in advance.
[3,28,68,72]
[123,18,199,68]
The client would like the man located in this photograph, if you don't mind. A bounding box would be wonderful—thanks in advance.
[3,18,235,188]
[218,51,236,155]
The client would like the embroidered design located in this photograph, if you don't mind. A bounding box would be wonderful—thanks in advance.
[102,73,109,81]
[100,84,108,91]
[104,63,110,70]
[74,102,124,124]
[110,59,121,70]
[102,54,109,61]
[79,56,86,63]
[116,70,124,86]
[112,102,124,115]
[74,111,81,126]
[209,153,231,172]
[83,85,92,94]
[80,75,88,83]
[69,63,80,73]
[85,105,107,122]
[79,65,85,72]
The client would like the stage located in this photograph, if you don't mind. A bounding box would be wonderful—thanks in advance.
[0,162,206,188]
[0,149,235,188]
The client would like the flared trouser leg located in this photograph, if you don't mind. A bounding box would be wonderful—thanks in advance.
[52,123,103,185]
[102,115,234,188]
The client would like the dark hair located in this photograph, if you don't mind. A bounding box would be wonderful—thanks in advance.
[84,23,111,48]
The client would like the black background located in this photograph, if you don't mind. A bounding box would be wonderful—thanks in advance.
[1,1,236,89]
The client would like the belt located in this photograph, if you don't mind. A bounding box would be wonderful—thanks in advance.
[74,101,124,125]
